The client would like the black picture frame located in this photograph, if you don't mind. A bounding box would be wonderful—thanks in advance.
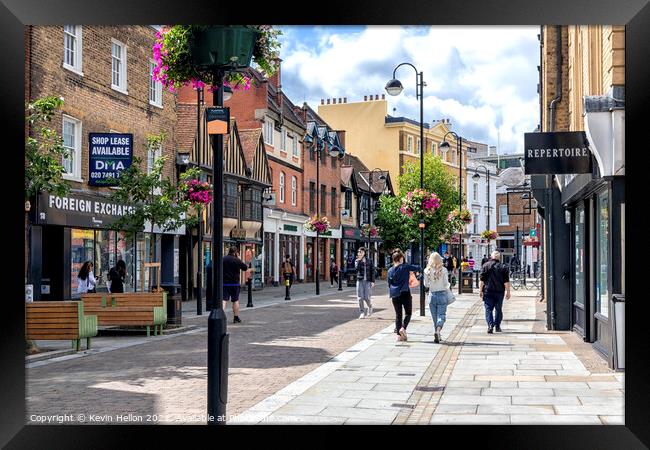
[3,0,648,447]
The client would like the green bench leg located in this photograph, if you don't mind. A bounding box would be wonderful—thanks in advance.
[71,340,76,350]
[159,325,163,336]
[86,337,92,350]
[146,325,150,337]
[75,339,80,352]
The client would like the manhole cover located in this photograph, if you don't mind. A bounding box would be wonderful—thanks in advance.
[391,403,415,409]
[414,386,444,392]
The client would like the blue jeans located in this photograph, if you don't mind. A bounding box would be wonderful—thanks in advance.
[429,290,448,329]
[483,291,505,328]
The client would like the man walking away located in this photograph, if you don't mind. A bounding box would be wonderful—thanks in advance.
[479,250,511,333]
[330,258,338,287]
[355,247,375,318]
[282,255,295,288]
[223,247,249,324]
[481,254,489,268]
[443,251,454,284]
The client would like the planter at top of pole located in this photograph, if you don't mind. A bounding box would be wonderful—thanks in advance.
[189,26,260,69]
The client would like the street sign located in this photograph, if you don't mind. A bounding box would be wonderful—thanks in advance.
[524,131,592,174]
[206,107,230,135]
[530,227,537,237]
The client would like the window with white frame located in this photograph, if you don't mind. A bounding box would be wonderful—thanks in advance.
[149,61,162,107]
[452,149,457,165]
[499,205,509,225]
[417,138,421,153]
[62,115,82,179]
[473,182,479,202]
[292,134,298,157]
[431,142,436,155]
[280,128,287,151]
[291,176,297,206]
[147,142,162,178]
[473,210,479,234]
[279,172,285,203]
[63,25,83,74]
[264,118,274,146]
[407,136,413,153]
[111,39,128,93]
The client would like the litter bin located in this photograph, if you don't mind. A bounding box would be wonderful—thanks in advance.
[461,272,473,293]
[346,270,357,287]
[161,284,182,326]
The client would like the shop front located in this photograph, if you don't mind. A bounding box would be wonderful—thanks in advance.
[263,209,307,286]
[304,227,341,282]
[28,191,183,301]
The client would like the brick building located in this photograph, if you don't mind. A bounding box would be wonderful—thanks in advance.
[25,25,180,300]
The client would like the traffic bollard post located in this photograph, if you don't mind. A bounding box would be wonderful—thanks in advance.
[285,277,291,301]
[246,279,253,307]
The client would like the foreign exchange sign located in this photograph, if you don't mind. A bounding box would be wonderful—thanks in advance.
[524,132,592,175]
[88,133,133,186]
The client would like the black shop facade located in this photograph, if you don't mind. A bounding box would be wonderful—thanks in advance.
[27,191,183,301]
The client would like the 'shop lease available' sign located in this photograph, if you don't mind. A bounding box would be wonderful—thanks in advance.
[89,133,133,186]
[524,131,592,175]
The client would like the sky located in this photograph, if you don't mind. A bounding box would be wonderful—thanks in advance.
[275,26,540,155]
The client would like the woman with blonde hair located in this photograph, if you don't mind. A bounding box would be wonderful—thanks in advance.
[423,252,450,343]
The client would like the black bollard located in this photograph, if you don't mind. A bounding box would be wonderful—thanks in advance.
[338,269,343,291]
[207,307,228,425]
[246,278,253,307]
[285,277,291,301]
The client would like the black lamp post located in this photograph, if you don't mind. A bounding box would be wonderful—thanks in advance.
[472,164,491,254]
[386,62,426,317]
[362,169,387,267]
[440,131,466,295]
[304,129,343,296]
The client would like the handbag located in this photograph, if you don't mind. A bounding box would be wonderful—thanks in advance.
[409,272,420,288]
[446,289,456,305]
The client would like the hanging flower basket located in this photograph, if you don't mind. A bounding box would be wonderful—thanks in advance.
[481,230,498,241]
[399,188,441,218]
[447,207,472,225]
[152,25,281,92]
[523,236,540,247]
[304,216,330,233]
[181,178,213,205]
[361,224,380,238]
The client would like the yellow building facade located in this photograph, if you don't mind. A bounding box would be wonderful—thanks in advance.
[318,97,471,194]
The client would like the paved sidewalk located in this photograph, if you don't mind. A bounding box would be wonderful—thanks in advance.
[231,290,624,425]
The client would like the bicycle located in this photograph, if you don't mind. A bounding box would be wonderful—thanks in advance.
[509,269,524,290]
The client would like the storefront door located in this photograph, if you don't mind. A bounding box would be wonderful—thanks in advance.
[593,189,611,357]
[572,204,587,336]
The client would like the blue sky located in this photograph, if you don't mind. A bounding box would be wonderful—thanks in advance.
[275,26,540,154]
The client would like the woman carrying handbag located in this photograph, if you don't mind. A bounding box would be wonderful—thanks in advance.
[423,252,452,344]
[387,249,421,342]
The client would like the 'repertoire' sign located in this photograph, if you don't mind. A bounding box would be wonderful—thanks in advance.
[88,133,133,186]
[524,131,592,175]
[37,192,136,228]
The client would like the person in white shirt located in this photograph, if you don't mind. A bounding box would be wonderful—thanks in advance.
[77,261,97,294]
[423,252,450,344]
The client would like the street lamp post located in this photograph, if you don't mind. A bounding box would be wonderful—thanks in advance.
[472,165,491,254]
[363,169,387,268]
[304,129,343,296]
[440,132,466,296]
[386,62,426,317]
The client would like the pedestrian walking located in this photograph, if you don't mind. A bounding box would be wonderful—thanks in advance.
[330,258,339,287]
[443,251,454,284]
[282,255,295,288]
[223,247,249,324]
[108,260,126,293]
[423,252,450,344]
[479,250,511,333]
[77,261,97,294]
[355,247,375,318]
[387,249,421,342]
[468,254,475,272]
[481,254,489,268]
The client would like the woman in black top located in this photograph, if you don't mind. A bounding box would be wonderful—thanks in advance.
[108,260,126,293]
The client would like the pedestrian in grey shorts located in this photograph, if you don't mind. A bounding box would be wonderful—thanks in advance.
[355,247,375,319]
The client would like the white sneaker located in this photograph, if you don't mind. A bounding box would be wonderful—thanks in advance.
[359,312,366,319]
[367,307,373,317]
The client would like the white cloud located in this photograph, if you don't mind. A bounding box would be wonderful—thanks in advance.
[279,25,539,154]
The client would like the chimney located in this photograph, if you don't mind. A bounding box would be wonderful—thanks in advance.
[364,95,367,101]
[382,94,385,100]
[368,95,373,101]
[344,98,347,103]
[269,57,282,89]
[338,98,342,103]
[321,99,324,105]
[332,98,336,104]
[327,99,331,104]
[375,94,379,100]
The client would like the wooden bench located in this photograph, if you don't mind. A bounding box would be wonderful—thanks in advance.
[26,301,98,351]
[80,292,167,336]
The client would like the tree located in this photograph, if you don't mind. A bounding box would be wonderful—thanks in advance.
[109,133,190,289]
[376,154,461,252]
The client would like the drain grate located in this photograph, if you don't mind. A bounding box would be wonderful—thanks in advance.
[391,403,416,409]
[414,386,445,392]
